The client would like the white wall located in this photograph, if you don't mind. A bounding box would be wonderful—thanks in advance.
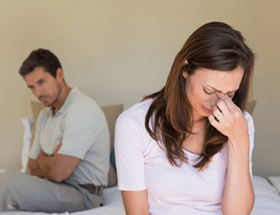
[0,0,279,177]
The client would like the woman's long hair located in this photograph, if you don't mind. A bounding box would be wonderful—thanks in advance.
[144,22,255,170]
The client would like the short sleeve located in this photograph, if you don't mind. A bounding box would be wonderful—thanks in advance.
[115,112,146,191]
[28,112,43,160]
[244,111,255,179]
[58,106,105,159]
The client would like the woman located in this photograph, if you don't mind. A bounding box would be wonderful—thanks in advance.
[115,22,255,215]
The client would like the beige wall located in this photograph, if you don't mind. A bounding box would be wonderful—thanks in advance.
[0,0,279,177]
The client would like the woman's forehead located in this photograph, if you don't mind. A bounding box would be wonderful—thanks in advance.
[192,66,244,92]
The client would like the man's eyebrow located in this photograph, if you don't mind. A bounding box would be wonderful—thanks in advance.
[205,85,237,93]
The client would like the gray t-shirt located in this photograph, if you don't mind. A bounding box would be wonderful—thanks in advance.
[29,87,110,186]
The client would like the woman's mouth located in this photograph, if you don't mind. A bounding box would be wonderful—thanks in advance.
[202,105,212,113]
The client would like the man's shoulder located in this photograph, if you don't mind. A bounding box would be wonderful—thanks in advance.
[62,88,105,125]
[66,88,101,113]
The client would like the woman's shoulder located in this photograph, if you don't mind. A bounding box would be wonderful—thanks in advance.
[115,99,154,147]
[243,111,255,135]
[117,99,153,124]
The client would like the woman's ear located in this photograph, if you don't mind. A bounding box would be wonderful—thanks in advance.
[182,59,189,79]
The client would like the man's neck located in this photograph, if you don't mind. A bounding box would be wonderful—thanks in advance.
[52,83,72,115]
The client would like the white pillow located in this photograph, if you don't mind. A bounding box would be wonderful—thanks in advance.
[20,117,33,173]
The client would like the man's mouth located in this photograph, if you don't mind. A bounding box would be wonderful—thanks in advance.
[39,96,48,101]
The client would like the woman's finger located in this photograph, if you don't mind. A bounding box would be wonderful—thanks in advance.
[208,114,221,131]
[212,106,222,120]
[216,99,230,116]
[216,93,237,111]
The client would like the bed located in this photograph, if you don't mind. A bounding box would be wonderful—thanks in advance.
[0,169,125,215]
[1,172,279,215]
[251,176,280,215]
[1,101,280,215]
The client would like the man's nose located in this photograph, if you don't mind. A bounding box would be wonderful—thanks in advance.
[33,86,42,98]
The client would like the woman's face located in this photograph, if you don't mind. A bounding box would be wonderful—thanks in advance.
[183,65,244,121]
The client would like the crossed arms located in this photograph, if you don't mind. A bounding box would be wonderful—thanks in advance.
[28,140,81,182]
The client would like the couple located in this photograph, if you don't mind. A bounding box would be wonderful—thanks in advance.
[1,21,255,215]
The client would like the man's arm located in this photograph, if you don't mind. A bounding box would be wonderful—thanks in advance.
[28,158,47,179]
[36,148,81,183]
[37,105,106,183]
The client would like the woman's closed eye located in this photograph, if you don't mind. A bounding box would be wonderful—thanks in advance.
[203,88,213,95]
[227,94,234,98]
[203,88,234,98]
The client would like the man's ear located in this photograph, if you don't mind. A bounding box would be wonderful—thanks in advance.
[56,68,64,81]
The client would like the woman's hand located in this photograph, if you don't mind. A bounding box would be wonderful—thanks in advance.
[209,93,254,214]
[208,92,249,148]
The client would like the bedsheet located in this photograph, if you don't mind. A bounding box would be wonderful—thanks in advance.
[1,171,280,214]
[251,175,280,215]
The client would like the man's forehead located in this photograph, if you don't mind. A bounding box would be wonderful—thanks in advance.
[24,67,52,84]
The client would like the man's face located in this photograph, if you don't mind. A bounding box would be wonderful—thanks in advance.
[25,67,62,107]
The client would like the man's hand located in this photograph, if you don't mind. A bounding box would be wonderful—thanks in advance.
[55,139,63,154]
[36,143,81,183]
[28,158,47,179]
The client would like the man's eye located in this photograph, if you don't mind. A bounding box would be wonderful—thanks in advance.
[38,80,44,85]
[203,88,213,95]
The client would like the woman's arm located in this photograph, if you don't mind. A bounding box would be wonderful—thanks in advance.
[122,190,149,215]
[115,109,150,214]
[209,93,254,215]
[222,137,254,215]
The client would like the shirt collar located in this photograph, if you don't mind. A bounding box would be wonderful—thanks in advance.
[47,87,78,117]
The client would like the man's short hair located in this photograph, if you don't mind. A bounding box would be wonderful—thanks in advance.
[19,48,62,78]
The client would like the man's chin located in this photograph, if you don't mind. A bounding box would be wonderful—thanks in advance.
[40,100,52,107]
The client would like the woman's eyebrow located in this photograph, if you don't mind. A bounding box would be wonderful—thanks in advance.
[205,85,237,93]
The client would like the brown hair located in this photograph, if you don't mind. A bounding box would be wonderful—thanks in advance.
[19,48,62,78]
[144,22,255,170]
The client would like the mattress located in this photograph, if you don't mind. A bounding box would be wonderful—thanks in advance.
[251,175,280,215]
[1,171,279,214]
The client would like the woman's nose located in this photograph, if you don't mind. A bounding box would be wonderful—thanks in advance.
[211,94,219,106]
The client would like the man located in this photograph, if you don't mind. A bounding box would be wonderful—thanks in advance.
[0,49,110,212]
